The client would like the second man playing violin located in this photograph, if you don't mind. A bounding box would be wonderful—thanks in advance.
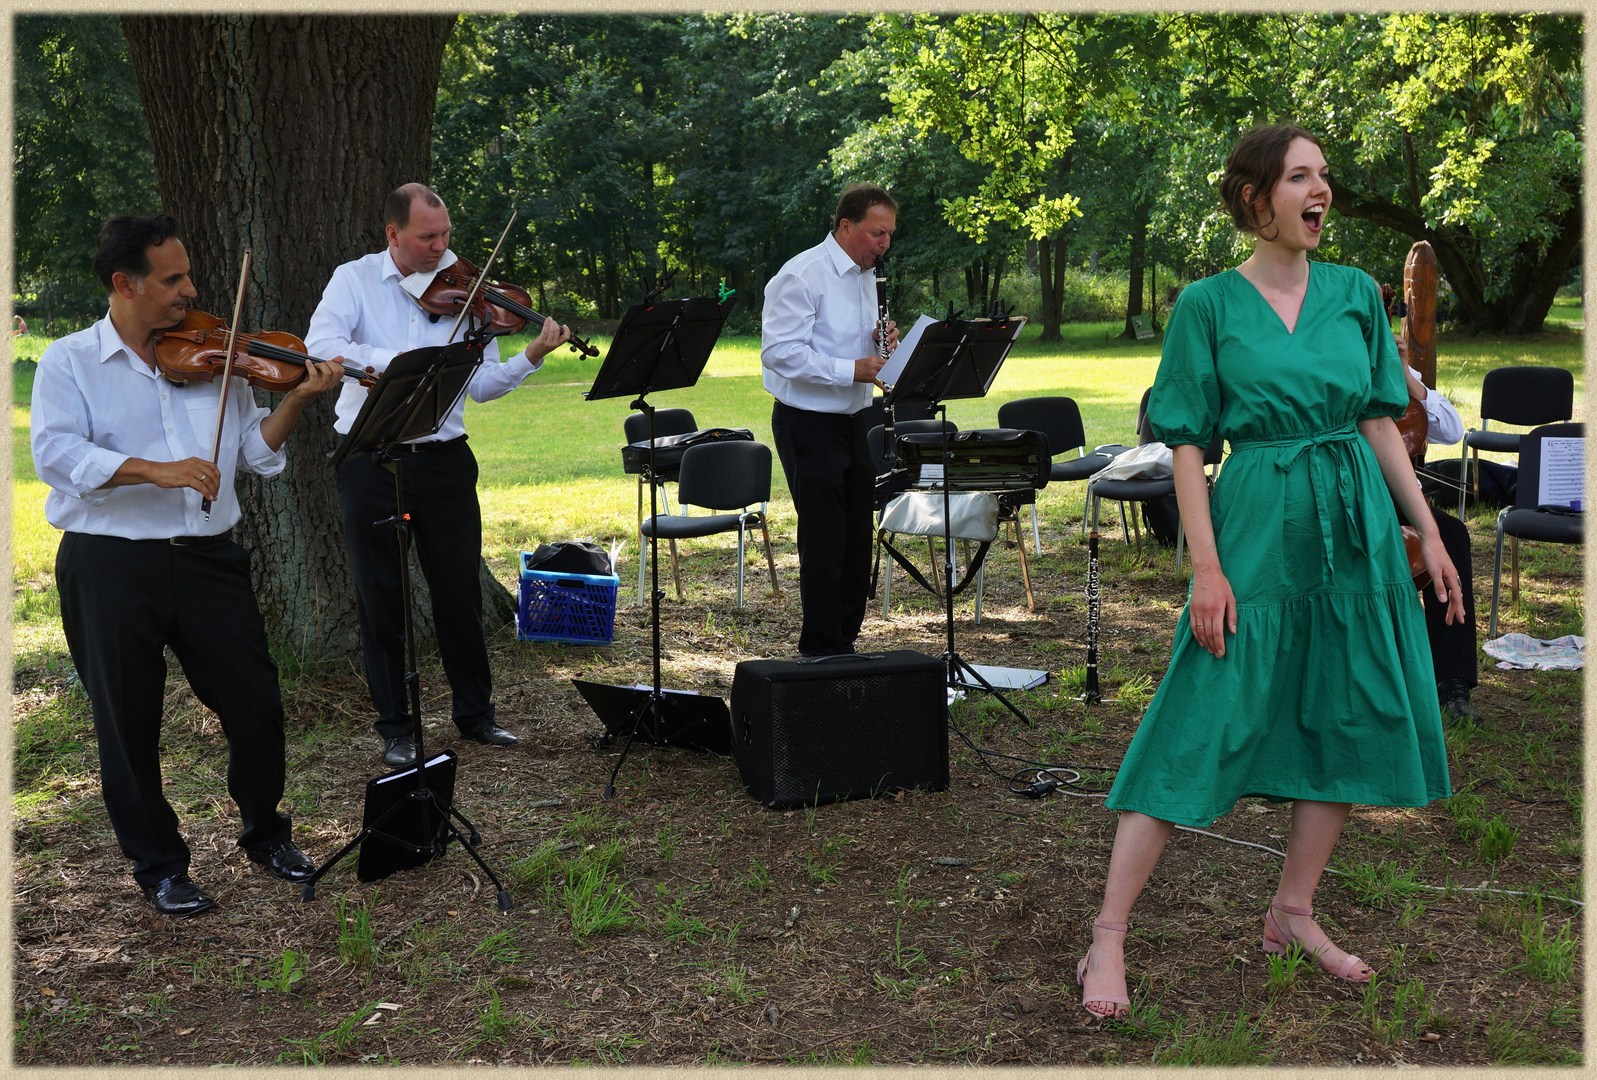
[306,182,573,768]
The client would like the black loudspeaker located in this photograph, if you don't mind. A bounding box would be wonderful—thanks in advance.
[729,650,949,809]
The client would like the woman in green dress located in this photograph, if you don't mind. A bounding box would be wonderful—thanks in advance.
[1077,124,1465,1019]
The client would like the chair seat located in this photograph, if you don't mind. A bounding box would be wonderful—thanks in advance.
[1091,476,1175,501]
[643,512,750,540]
[1502,508,1583,544]
[1464,430,1521,453]
[1051,455,1113,482]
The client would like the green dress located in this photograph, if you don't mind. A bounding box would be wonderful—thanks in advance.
[1104,261,1450,827]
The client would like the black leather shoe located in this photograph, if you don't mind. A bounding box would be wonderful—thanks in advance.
[141,874,218,917]
[457,719,518,747]
[247,841,318,883]
[380,736,419,768]
[1439,679,1481,724]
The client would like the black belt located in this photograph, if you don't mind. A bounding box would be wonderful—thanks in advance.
[160,532,231,547]
[393,436,467,454]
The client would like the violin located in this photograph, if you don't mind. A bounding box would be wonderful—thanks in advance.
[415,255,599,357]
[154,309,376,392]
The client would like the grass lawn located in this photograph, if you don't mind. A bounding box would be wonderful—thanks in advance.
[11,298,1584,585]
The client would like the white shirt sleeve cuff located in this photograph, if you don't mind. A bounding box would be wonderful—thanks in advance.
[69,449,128,502]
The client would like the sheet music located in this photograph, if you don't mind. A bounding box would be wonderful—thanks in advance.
[878,314,936,388]
[1537,437,1584,508]
[373,752,452,784]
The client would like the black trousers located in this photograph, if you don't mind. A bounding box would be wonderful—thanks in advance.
[1424,504,1477,688]
[336,438,493,740]
[56,532,291,888]
[771,399,875,655]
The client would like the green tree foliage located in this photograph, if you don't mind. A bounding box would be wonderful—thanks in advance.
[881,11,1582,334]
[13,16,160,332]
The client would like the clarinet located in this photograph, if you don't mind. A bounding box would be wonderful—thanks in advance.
[875,252,898,470]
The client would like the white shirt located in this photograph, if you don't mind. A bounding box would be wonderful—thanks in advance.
[30,315,285,539]
[760,233,877,414]
[305,248,541,439]
[1408,366,1464,445]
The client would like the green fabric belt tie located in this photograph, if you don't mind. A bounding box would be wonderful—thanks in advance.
[1230,423,1367,582]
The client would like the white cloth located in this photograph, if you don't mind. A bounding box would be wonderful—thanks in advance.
[1095,442,1173,481]
[760,232,877,415]
[1482,632,1584,670]
[1408,365,1464,445]
[30,315,285,539]
[305,248,540,439]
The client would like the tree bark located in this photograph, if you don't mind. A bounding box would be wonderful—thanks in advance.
[122,15,514,661]
[1037,234,1063,342]
[1121,204,1149,338]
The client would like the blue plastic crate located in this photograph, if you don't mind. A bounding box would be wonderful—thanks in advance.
[517,558,619,645]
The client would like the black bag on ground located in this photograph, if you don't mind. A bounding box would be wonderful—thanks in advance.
[1140,493,1181,547]
[621,427,754,474]
[525,541,612,577]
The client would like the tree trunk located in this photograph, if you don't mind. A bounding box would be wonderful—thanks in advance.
[1037,235,1062,342]
[1121,208,1148,339]
[122,15,514,662]
[1336,180,1581,334]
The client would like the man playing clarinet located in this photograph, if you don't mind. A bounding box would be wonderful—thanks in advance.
[761,182,898,657]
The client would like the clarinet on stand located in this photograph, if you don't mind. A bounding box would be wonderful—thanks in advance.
[875,253,898,469]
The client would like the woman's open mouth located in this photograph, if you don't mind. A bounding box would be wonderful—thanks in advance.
[1302,205,1325,232]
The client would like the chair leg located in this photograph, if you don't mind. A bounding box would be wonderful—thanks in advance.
[974,560,984,624]
[668,538,683,601]
[927,537,941,597]
[1013,516,1035,611]
[1510,535,1519,606]
[636,478,646,605]
[1130,502,1144,557]
[760,519,780,597]
[1080,487,1091,538]
[1174,519,1186,577]
[1119,500,1131,544]
[1029,502,1042,556]
[881,529,894,616]
[735,520,746,608]
[1489,510,1508,638]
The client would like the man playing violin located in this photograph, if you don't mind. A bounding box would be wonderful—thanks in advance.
[307,183,572,768]
[30,214,345,916]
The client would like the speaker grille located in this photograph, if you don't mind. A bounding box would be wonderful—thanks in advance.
[767,670,945,805]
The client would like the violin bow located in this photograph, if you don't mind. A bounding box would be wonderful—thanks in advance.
[446,209,517,343]
[203,247,252,521]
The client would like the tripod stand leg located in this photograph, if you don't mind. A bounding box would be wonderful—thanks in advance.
[949,652,1032,727]
[437,805,516,912]
[602,696,655,800]
[295,791,414,900]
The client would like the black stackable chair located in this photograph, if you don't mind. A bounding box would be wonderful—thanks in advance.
[1087,396,1222,576]
[997,395,1127,552]
[639,440,780,608]
[1488,421,1584,636]
[1459,366,1574,516]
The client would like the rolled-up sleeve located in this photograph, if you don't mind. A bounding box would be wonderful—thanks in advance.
[30,357,126,502]
[306,264,400,372]
[234,379,287,477]
[761,270,855,387]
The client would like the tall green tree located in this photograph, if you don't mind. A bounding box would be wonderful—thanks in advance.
[13,16,160,332]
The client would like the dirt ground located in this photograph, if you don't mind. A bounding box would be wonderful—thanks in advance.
[10,504,1584,1066]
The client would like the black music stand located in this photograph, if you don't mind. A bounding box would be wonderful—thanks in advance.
[883,314,1032,725]
[298,336,516,909]
[584,294,737,798]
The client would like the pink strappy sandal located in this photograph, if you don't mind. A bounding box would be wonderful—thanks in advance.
[1076,919,1130,1019]
[1261,900,1373,983]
